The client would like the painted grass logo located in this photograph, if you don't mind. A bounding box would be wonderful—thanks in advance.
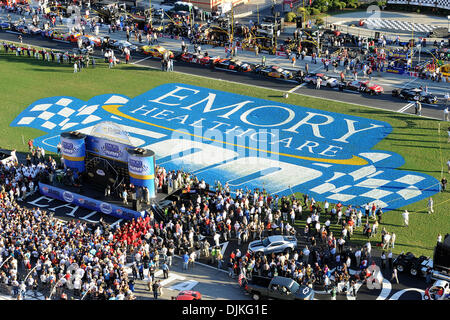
[11,83,439,211]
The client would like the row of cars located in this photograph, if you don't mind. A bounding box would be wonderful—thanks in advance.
[176,51,443,103]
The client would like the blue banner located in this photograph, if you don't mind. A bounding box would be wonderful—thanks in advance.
[86,135,132,163]
[39,182,143,220]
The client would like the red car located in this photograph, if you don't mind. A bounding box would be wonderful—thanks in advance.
[179,52,213,66]
[339,80,384,95]
[171,290,202,300]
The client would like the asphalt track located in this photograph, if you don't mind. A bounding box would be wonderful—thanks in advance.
[1,30,447,121]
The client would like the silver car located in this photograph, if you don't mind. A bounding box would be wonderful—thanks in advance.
[248,235,297,254]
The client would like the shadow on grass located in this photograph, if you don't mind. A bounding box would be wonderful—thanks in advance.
[392,143,450,149]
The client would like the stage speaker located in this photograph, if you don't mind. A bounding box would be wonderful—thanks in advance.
[132,199,137,211]
[162,184,168,193]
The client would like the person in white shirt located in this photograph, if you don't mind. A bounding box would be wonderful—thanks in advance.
[383,232,391,250]
[444,107,449,122]
[402,210,409,227]
[213,232,220,247]
[390,232,396,248]
[437,233,442,243]
[427,197,434,214]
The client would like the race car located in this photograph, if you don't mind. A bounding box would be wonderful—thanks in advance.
[81,35,103,47]
[424,280,450,300]
[14,24,41,35]
[0,20,11,30]
[49,30,68,41]
[340,80,384,95]
[108,39,138,52]
[391,87,438,104]
[171,290,202,300]
[212,58,253,72]
[393,252,430,276]
[302,73,339,88]
[255,65,293,80]
[140,45,174,59]
[248,235,298,255]
[178,52,214,66]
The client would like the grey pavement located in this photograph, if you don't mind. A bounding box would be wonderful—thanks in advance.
[124,256,249,300]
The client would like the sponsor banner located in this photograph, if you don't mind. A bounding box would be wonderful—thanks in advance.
[12,84,439,211]
[128,152,156,197]
[86,135,131,163]
[38,182,143,220]
[386,67,406,75]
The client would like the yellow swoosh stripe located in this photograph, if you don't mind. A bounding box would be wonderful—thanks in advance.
[102,105,368,166]
[63,155,85,161]
[129,172,155,180]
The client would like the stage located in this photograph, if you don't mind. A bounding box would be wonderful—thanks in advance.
[38,179,172,221]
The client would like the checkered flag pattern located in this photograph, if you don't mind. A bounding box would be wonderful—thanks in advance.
[12,94,130,133]
[309,152,437,210]
[365,18,437,33]
[388,0,450,9]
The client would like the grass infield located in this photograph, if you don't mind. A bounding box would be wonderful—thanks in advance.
[0,46,449,258]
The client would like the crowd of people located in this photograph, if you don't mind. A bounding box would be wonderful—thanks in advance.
[0,141,404,300]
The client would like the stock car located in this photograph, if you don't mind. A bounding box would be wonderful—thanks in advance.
[391,87,438,104]
[140,45,174,59]
[108,39,138,52]
[303,73,339,88]
[212,58,253,72]
[81,35,103,48]
[171,290,202,300]
[14,24,42,35]
[393,252,430,276]
[424,280,450,300]
[0,20,11,30]
[248,235,298,255]
[255,65,293,80]
[177,52,214,66]
[339,80,384,95]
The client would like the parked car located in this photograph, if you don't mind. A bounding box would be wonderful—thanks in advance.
[14,24,41,35]
[177,52,214,66]
[248,235,297,255]
[0,20,11,30]
[392,87,438,104]
[212,58,253,72]
[393,252,430,276]
[140,45,174,59]
[243,275,314,300]
[108,39,138,52]
[171,290,202,300]
[340,80,384,95]
[303,73,339,88]
[255,65,293,79]
[424,280,450,300]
